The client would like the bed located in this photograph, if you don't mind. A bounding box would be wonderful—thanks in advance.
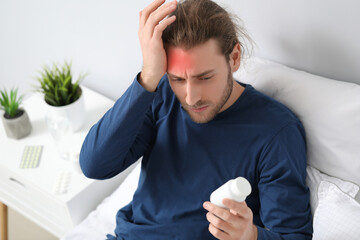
[61,57,360,239]
[60,0,360,238]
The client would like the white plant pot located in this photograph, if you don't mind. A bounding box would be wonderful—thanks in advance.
[44,88,85,159]
[44,88,85,133]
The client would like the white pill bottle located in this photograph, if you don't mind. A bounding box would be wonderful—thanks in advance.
[210,177,252,208]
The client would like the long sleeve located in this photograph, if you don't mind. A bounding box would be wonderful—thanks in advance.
[79,74,157,179]
[256,121,313,240]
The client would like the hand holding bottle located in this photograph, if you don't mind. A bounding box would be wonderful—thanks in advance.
[203,177,257,240]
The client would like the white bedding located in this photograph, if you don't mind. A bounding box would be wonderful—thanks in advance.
[236,57,360,187]
[61,162,141,240]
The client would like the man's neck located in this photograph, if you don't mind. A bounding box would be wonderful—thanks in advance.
[220,80,245,112]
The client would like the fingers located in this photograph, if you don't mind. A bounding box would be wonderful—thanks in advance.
[203,202,237,223]
[208,223,229,240]
[204,200,256,240]
[140,0,176,31]
[152,15,176,39]
[143,1,177,38]
[206,212,233,234]
[222,199,251,218]
[139,0,165,30]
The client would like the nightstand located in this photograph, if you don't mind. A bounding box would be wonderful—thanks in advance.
[0,86,127,239]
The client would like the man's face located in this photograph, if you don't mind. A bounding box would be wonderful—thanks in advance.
[166,39,233,123]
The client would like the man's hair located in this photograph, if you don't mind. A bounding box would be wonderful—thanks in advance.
[162,0,253,61]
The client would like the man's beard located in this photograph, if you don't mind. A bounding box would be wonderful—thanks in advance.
[181,65,233,124]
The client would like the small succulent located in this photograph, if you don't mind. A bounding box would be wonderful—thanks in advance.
[35,61,86,106]
[0,88,24,119]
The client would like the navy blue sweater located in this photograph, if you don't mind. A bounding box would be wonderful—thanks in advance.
[80,74,313,239]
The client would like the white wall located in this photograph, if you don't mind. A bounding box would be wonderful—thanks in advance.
[0,0,147,100]
[1,0,359,101]
[224,0,360,85]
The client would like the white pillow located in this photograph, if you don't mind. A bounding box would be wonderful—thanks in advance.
[236,58,360,186]
[313,181,360,240]
[306,165,359,215]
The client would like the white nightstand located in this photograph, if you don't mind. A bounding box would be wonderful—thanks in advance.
[0,86,127,239]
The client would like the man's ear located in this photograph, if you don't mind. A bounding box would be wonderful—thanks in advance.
[229,43,241,72]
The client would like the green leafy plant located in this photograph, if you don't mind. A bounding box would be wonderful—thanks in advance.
[0,88,24,118]
[35,61,86,106]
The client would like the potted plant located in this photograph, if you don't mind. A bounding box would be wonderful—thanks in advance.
[35,61,86,132]
[0,88,32,139]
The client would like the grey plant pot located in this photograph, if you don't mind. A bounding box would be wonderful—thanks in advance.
[2,109,32,139]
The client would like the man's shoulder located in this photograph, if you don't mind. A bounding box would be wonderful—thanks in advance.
[244,84,304,135]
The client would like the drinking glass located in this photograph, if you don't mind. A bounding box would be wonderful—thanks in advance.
[45,112,72,160]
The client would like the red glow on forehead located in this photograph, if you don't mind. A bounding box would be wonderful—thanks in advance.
[167,48,195,74]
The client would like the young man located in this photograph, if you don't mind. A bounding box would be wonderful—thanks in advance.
[80,0,313,239]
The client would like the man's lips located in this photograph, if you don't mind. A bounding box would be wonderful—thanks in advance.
[190,106,208,113]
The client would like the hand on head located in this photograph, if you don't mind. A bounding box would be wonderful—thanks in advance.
[138,0,177,92]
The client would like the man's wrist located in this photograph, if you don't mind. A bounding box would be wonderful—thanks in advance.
[138,72,160,92]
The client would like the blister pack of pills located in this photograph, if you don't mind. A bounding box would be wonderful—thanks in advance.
[20,145,43,169]
[53,171,72,194]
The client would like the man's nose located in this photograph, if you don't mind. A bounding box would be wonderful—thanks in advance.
[185,81,201,106]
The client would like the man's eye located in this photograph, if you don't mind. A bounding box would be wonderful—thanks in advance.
[172,78,184,81]
[200,76,212,80]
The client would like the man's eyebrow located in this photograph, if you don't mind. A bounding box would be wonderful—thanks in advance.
[167,69,215,79]
[193,69,215,78]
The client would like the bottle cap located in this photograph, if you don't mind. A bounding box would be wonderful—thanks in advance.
[230,177,252,198]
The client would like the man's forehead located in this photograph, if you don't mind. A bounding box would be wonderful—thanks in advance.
[166,41,222,74]
[167,47,195,73]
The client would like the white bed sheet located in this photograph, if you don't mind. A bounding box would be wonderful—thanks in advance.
[61,162,141,240]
